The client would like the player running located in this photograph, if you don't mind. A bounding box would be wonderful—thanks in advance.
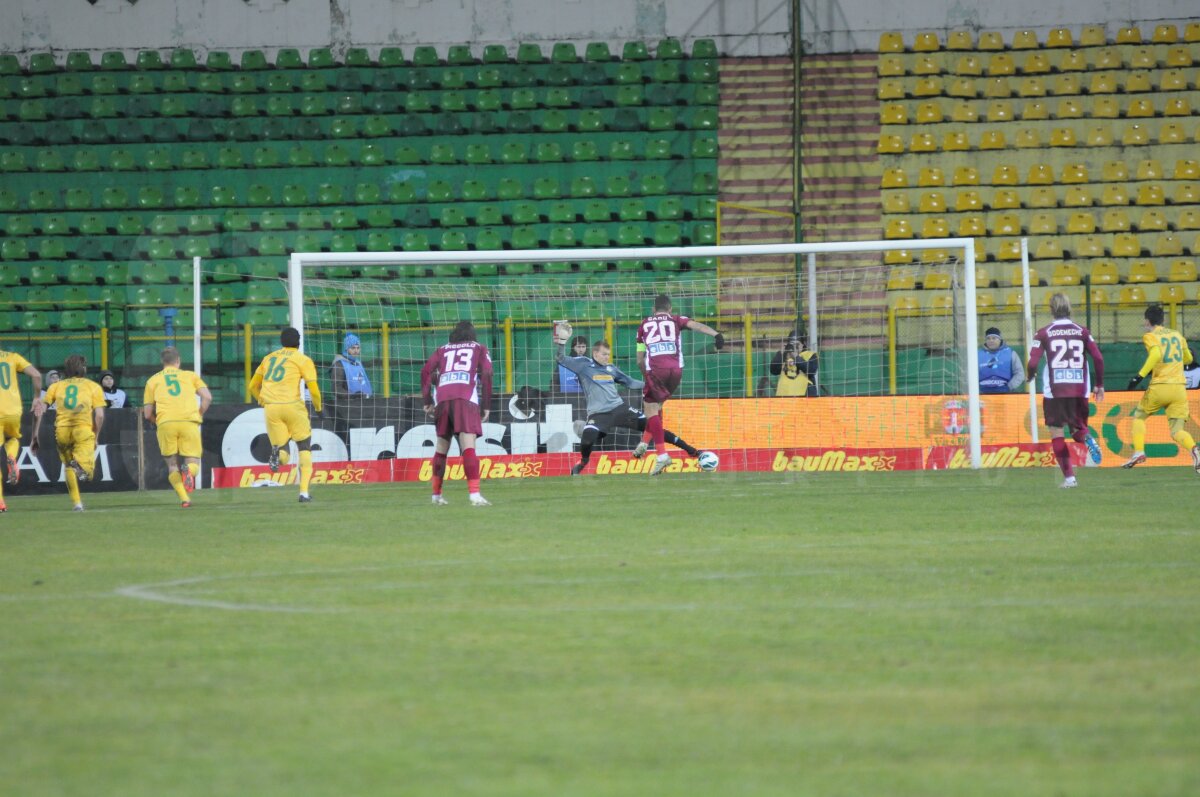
[553,326,704,475]
[0,347,45,511]
[1025,293,1105,489]
[421,320,494,506]
[635,294,724,475]
[143,347,213,508]
[31,354,105,510]
[1121,304,1200,472]
[249,327,323,503]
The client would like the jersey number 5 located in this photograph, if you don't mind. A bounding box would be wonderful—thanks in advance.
[165,374,181,396]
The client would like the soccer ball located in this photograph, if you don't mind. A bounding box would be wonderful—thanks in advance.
[698,451,719,472]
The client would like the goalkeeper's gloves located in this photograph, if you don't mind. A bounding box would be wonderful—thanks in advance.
[1126,374,1145,390]
[714,332,725,350]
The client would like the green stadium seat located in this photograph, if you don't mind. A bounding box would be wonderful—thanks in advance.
[324,144,352,167]
[657,38,684,59]
[355,183,383,204]
[115,214,143,236]
[283,184,310,206]
[692,39,719,58]
[27,52,57,73]
[169,48,197,69]
[623,41,650,61]
[240,50,269,70]
[482,44,509,64]
[373,46,402,67]
[205,51,233,70]
[517,43,544,64]
[18,78,46,98]
[476,204,504,226]
[245,184,273,206]
[535,142,564,162]
[409,45,439,68]
[259,210,287,231]
[63,188,92,210]
[618,199,647,221]
[28,189,55,211]
[510,201,540,225]
[271,47,301,69]
[316,184,344,205]
[495,178,522,201]
[511,227,540,249]
[35,239,67,260]
[547,202,576,223]
[583,201,611,223]
[606,175,632,197]
[264,93,296,116]
[585,42,613,62]
[610,108,641,132]
[582,226,609,247]
[461,180,489,202]
[533,177,561,200]
[308,48,335,68]
[62,51,93,72]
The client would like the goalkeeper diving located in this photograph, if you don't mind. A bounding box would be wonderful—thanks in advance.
[553,321,704,475]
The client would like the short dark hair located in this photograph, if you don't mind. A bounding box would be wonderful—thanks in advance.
[449,320,477,343]
[280,327,301,348]
[1145,304,1165,326]
[654,294,672,312]
[161,347,181,366]
[570,335,589,350]
[63,354,87,378]
[592,340,610,353]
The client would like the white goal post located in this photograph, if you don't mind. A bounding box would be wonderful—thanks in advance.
[278,238,985,468]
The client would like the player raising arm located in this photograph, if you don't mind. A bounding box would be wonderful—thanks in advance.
[554,323,706,475]
[1025,293,1104,489]
[249,327,322,503]
[143,347,213,508]
[0,347,45,511]
[1121,304,1200,472]
[635,294,724,475]
[31,354,104,510]
[421,320,494,506]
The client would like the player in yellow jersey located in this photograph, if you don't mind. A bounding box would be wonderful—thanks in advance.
[31,354,105,510]
[143,347,213,508]
[1122,304,1200,472]
[0,348,46,511]
[248,327,323,502]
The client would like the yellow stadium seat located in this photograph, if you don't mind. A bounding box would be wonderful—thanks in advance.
[1058,50,1087,72]
[1023,100,1050,121]
[1061,163,1089,183]
[983,78,1012,98]
[1055,98,1084,118]
[1115,26,1141,44]
[913,32,940,51]
[1164,98,1192,117]
[912,77,943,97]
[1022,53,1051,75]
[975,291,996,310]
[1051,262,1081,285]
[1092,47,1122,70]
[885,249,913,265]
[1085,125,1114,147]
[1004,290,1025,310]
[1018,75,1047,96]
[878,55,905,76]
[978,31,1004,50]
[1029,212,1057,234]
[887,266,917,290]
[885,218,913,239]
[930,294,955,311]
[1057,73,1086,95]
[919,191,946,212]
[979,130,1006,150]
[881,167,908,188]
[1064,186,1094,207]
[1125,98,1154,118]
[956,190,983,211]
[949,100,977,121]
[1124,71,1152,93]
[992,164,1019,186]
[1102,161,1129,181]
[1168,259,1197,281]
[1128,47,1156,70]
[1138,210,1168,232]
[1118,286,1147,305]
[1153,24,1179,43]
[1100,184,1130,206]
[953,55,982,76]
[947,30,973,50]
[1036,239,1064,261]
[882,192,910,213]
[1121,125,1150,146]
[1159,124,1187,145]
[1127,259,1157,282]
[910,132,937,152]
[1074,235,1106,258]
[892,294,919,312]
[916,102,944,123]
[986,100,1014,121]
[1090,260,1120,285]
[918,167,945,187]
[1089,73,1119,94]
[1011,30,1038,49]
[1158,69,1187,91]
[1080,25,1107,46]
[1091,97,1120,118]
[1154,234,1184,257]
[991,212,1022,235]
[1067,212,1096,234]
[1186,22,1200,42]
[877,134,904,154]
[943,131,970,151]
[1135,184,1164,206]
[1165,46,1193,67]
[1027,164,1053,185]
[1178,211,1200,231]
[1090,287,1110,306]
[958,215,986,236]
[1113,234,1143,258]
[1050,128,1077,147]
[991,189,1020,210]
[921,217,950,238]
[879,32,904,52]
[1159,285,1187,304]
[988,53,1016,75]
[1173,183,1199,204]
[880,104,908,124]
[923,270,951,289]
[1028,188,1058,209]
[912,55,942,75]
[1046,28,1073,48]
[947,79,977,99]
[1193,235,1200,257]
[1101,208,1131,232]
[1136,159,1164,181]
[921,249,952,265]
[878,79,905,100]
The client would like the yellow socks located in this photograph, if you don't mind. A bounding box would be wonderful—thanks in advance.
[1173,429,1197,451]
[3,437,18,462]
[65,469,81,505]
[168,471,189,502]
[1131,416,1147,453]
[299,450,313,494]
[187,462,198,480]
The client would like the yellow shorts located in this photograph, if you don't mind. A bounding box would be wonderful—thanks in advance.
[1138,383,1190,420]
[0,414,20,441]
[55,425,96,477]
[264,402,312,447]
[157,421,202,459]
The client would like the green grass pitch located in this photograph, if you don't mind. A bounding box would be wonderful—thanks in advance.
[2,468,1198,796]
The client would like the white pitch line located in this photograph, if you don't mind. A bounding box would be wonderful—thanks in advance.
[114,576,337,614]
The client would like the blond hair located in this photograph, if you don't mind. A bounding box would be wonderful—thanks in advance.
[1049,293,1072,319]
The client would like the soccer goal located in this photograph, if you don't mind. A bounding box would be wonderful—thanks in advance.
[264,239,985,472]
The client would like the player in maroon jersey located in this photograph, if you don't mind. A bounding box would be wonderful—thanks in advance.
[634,294,724,475]
[1025,293,1105,488]
[420,320,494,506]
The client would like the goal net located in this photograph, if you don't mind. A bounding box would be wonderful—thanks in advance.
[271,240,984,474]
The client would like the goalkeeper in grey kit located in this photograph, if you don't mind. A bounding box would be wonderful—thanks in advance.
[554,322,703,475]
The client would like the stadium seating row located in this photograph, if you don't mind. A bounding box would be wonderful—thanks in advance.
[883,162,1199,189]
[879,46,1198,78]
[884,209,1200,236]
[884,230,1200,261]
[881,184,1199,210]
[879,25,1200,52]
[878,120,1199,153]
[889,259,1200,290]
[879,93,1200,123]
[890,284,1200,314]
